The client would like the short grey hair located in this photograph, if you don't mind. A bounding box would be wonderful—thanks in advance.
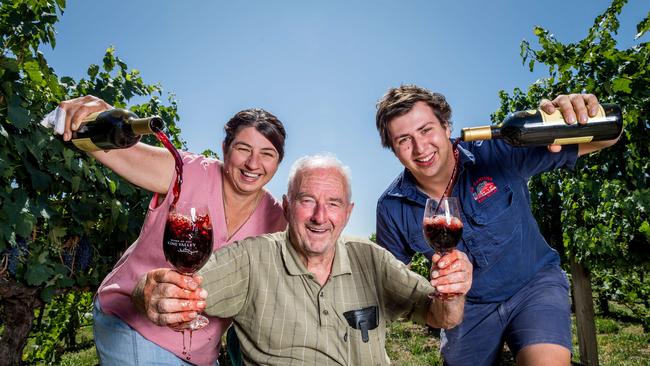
[287,153,352,202]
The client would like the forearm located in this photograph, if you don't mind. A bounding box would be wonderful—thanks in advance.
[425,295,465,329]
[578,134,620,156]
[89,142,175,193]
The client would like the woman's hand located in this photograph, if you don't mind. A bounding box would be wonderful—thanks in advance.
[56,95,113,141]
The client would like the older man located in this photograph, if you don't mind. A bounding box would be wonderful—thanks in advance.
[133,154,472,365]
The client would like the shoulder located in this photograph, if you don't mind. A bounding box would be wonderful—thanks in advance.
[377,171,409,209]
[181,152,223,172]
[228,232,282,255]
[341,235,391,258]
[257,190,288,232]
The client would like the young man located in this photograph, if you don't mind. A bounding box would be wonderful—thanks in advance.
[133,154,473,365]
[374,85,620,365]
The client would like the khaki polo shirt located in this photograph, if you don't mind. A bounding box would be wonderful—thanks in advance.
[199,231,433,365]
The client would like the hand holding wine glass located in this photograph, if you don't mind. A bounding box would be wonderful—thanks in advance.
[163,201,213,330]
[423,197,464,299]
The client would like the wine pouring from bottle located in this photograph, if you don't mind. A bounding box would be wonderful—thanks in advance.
[70,109,165,152]
[461,103,622,146]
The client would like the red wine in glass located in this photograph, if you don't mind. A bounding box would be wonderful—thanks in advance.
[163,202,213,360]
[423,215,463,254]
[423,197,463,299]
[163,205,213,275]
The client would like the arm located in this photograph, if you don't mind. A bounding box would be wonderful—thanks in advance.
[425,250,473,329]
[59,95,175,194]
[539,94,622,157]
[376,202,415,265]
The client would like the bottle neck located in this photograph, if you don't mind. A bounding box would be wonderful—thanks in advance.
[129,116,164,135]
[461,125,500,141]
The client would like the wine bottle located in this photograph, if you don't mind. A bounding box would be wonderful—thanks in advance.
[70,109,165,152]
[461,103,622,146]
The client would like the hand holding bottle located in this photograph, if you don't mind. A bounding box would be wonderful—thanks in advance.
[41,95,163,152]
[538,93,601,153]
[41,95,113,141]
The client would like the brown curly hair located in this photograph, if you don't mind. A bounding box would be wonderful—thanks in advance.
[375,85,453,151]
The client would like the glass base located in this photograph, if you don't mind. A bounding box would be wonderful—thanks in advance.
[186,315,209,330]
[428,291,460,301]
[171,315,209,331]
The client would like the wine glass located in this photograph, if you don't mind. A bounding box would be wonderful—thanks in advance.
[423,197,463,298]
[163,201,213,330]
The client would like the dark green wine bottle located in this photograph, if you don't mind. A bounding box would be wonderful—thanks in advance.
[70,109,164,152]
[461,103,622,146]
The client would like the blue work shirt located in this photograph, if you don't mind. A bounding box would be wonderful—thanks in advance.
[376,139,578,303]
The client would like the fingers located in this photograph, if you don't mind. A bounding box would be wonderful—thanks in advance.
[58,95,112,141]
[149,268,203,291]
[431,249,472,296]
[549,93,599,125]
[141,268,208,327]
[547,144,563,153]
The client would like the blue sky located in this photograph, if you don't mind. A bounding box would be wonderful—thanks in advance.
[42,0,648,237]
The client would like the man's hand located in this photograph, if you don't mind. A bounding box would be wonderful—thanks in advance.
[132,268,207,328]
[430,249,473,298]
[426,250,472,329]
[539,93,600,153]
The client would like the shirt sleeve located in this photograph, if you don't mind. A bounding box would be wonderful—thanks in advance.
[376,200,415,265]
[488,140,579,179]
[376,247,432,324]
[198,240,251,318]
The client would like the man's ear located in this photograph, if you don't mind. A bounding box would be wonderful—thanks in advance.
[282,194,290,220]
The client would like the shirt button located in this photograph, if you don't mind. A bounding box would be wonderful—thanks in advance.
[323,310,329,315]
[343,332,348,342]
[320,292,324,297]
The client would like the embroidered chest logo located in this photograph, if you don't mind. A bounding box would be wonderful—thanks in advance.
[470,176,498,203]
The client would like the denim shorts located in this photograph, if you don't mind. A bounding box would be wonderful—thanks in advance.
[93,298,218,366]
[441,265,572,366]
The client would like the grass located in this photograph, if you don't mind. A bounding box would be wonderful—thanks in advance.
[41,312,648,365]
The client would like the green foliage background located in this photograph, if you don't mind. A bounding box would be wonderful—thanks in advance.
[494,0,649,328]
[0,0,647,363]
[0,0,186,362]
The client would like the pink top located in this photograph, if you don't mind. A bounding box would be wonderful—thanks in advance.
[97,153,287,365]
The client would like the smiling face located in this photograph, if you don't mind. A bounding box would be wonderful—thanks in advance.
[222,126,280,196]
[387,101,454,184]
[283,167,353,260]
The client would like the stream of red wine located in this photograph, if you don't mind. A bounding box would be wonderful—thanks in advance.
[154,129,194,358]
[154,130,183,206]
[435,138,462,213]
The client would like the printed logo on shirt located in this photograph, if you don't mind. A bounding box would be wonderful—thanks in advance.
[470,176,498,203]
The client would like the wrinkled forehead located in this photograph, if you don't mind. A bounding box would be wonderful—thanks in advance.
[292,167,350,201]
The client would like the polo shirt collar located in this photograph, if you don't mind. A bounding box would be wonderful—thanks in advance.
[280,230,352,278]
[386,141,475,202]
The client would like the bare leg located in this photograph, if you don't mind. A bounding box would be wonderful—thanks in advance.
[516,343,571,366]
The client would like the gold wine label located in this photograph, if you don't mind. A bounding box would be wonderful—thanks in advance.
[80,111,102,125]
[71,138,101,152]
[552,136,594,145]
[540,104,606,125]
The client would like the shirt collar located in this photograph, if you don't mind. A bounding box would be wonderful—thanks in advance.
[387,140,475,202]
[280,230,352,278]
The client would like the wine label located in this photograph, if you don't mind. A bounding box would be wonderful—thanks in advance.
[540,104,606,125]
[552,136,594,145]
[80,111,102,125]
[71,138,101,151]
